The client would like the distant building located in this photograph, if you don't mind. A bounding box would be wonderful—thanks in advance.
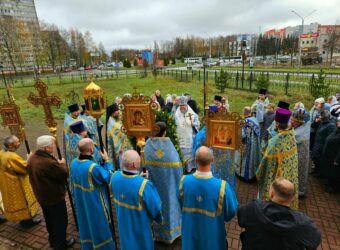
[228,34,256,57]
[142,51,153,65]
[264,23,340,62]
[0,0,41,72]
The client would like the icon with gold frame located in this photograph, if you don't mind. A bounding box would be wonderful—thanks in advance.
[205,109,243,151]
[119,90,159,140]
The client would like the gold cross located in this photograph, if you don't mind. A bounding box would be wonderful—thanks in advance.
[155,148,164,159]
[27,79,62,128]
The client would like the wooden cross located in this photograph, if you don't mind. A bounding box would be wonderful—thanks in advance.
[27,79,62,128]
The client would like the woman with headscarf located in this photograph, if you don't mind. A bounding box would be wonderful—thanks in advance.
[291,106,311,197]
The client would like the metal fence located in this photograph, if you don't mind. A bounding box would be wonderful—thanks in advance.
[158,68,340,95]
[0,69,150,88]
[1,68,340,96]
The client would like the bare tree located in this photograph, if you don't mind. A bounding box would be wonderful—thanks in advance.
[324,26,340,66]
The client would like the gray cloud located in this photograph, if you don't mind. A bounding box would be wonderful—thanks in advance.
[35,0,340,50]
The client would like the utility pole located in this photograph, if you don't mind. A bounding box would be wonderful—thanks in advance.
[291,10,316,70]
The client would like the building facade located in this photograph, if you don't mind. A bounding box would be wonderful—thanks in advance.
[0,0,40,72]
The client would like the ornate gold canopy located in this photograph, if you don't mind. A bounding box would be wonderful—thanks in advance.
[83,80,105,119]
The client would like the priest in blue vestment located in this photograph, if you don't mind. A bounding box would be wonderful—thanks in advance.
[235,107,261,182]
[178,146,238,250]
[106,103,132,169]
[144,122,182,243]
[68,121,102,165]
[63,104,87,165]
[80,104,102,146]
[110,150,162,250]
[70,138,115,250]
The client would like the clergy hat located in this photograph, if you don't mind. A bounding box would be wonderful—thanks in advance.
[68,103,79,113]
[277,101,290,110]
[259,88,267,95]
[155,121,167,137]
[209,105,218,113]
[106,103,119,122]
[214,95,222,102]
[178,96,188,106]
[70,121,86,134]
[275,108,292,124]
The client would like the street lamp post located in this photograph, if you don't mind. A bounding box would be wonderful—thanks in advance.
[291,10,316,70]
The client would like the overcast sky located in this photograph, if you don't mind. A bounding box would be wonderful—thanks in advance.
[35,0,340,51]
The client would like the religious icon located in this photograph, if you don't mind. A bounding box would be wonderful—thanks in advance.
[210,121,235,149]
[205,109,243,151]
[119,89,159,138]
[133,110,145,126]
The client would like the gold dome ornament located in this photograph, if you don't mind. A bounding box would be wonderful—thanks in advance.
[83,79,105,119]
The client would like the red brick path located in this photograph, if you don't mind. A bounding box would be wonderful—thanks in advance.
[0,176,339,250]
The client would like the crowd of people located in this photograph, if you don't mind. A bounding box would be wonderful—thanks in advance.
[0,88,339,250]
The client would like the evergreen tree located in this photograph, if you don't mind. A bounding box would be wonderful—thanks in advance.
[126,60,131,68]
[133,58,138,66]
[309,70,330,99]
[255,72,270,91]
[215,69,230,93]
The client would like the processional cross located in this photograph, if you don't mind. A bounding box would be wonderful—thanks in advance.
[27,79,62,128]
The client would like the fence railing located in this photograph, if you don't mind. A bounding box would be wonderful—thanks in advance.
[1,68,340,96]
[0,69,151,88]
[157,68,340,95]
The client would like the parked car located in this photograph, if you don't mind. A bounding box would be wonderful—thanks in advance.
[78,67,85,71]
[85,66,92,70]
[64,68,72,72]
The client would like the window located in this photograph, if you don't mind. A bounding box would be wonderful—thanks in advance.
[323,51,325,54]
[311,40,314,44]
[302,41,305,44]
[306,41,309,44]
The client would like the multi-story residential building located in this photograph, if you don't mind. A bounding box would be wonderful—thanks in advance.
[0,0,41,72]
[265,23,340,63]
[228,34,257,57]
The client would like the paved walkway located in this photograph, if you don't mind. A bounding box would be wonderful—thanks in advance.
[0,175,339,250]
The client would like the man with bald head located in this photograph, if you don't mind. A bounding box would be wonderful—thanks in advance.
[110,150,162,250]
[70,138,116,249]
[238,178,321,250]
[178,146,238,250]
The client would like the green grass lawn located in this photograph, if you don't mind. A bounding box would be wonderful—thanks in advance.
[0,76,315,122]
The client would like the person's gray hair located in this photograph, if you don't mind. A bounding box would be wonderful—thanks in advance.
[320,110,331,121]
[121,150,140,170]
[4,135,16,148]
[36,135,55,150]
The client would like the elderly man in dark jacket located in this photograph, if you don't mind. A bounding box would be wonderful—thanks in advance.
[28,135,74,249]
[311,110,336,176]
[238,178,321,250]
[320,116,340,192]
